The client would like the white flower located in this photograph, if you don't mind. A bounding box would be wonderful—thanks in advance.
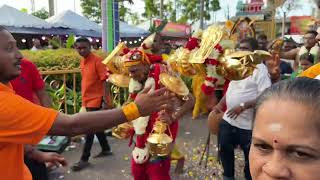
[129,78,142,93]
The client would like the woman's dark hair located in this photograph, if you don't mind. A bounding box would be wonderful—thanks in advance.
[300,53,315,64]
[254,78,320,126]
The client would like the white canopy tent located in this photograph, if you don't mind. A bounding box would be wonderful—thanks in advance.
[0,5,58,34]
[0,5,51,29]
[47,10,149,38]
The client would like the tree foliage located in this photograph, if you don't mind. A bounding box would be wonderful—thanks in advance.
[80,0,102,23]
[143,0,176,22]
[80,0,137,23]
[143,0,220,24]
[178,0,221,24]
[31,8,49,20]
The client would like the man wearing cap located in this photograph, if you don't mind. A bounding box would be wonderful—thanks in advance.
[123,48,194,180]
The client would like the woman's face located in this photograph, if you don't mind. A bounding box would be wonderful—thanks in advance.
[300,59,313,71]
[250,99,320,180]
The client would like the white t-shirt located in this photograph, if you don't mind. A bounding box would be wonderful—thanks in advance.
[223,63,271,130]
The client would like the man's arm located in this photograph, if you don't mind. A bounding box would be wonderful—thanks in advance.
[0,87,173,145]
[48,87,173,136]
[49,108,126,136]
[35,88,52,108]
[280,48,299,60]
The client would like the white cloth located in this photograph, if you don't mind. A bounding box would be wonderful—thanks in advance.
[223,64,271,130]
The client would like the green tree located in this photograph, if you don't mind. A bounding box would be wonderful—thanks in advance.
[178,0,221,24]
[143,0,175,21]
[80,0,134,23]
[31,8,50,19]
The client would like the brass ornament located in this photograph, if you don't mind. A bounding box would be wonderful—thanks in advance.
[112,123,133,139]
[103,42,126,74]
[159,73,189,96]
[190,25,224,64]
[217,50,271,80]
[168,48,197,76]
[108,74,130,88]
[147,121,173,156]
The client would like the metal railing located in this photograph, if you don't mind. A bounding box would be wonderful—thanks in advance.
[41,69,81,114]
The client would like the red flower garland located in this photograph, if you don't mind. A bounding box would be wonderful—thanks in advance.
[205,58,220,65]
[214,44,224,54]
[201,84,215,96]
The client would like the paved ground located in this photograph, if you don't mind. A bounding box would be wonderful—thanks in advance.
[49,114,245,180]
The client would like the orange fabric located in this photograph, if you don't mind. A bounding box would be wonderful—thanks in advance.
[0,83,58,180]
[299,63,320,78]
[80,53,108,108]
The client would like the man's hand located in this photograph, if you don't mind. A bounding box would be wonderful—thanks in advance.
[226,105,244,119]
[134,87,175,116]
[36,152,67,167]
[159,110,175,125]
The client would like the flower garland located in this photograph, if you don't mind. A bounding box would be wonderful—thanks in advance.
[201,44,224,96]
[128,75,156,164]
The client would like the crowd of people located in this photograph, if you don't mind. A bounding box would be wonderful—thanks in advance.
[0,14,320,180]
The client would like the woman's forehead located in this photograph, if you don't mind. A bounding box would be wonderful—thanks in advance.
[254,99,319,142]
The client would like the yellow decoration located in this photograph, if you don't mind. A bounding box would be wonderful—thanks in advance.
[122,102,141,122]
[103,42,126,74]
[108,74,130,88]
[159,73,190,96]
[225,20,234,30]
[147,121,173,156]
[192,74,208,119]
[190,25,224,64]
[112,122,133,139]
[217,50,271,80]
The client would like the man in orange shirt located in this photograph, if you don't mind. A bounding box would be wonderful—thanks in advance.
[11,58,66,180]
[0,26,174,180]
[72,37,113,171]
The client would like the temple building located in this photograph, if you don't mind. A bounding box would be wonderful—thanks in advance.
[236,0,266,20]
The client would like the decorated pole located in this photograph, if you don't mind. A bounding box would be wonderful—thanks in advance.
[113,0,120,47]
[102,0,117,52]
[107,0,114,52]
[101,0,107,52]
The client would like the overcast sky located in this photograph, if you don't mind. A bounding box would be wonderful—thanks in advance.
[0,0,316,23]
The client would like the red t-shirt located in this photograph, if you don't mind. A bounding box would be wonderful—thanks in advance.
[10,59,45,103]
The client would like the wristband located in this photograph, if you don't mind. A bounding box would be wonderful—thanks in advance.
[122,102,141,121]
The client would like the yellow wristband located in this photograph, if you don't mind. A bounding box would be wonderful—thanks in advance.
[122,102,141,121]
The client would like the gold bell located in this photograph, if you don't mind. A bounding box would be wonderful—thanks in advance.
[147,121,173,157]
